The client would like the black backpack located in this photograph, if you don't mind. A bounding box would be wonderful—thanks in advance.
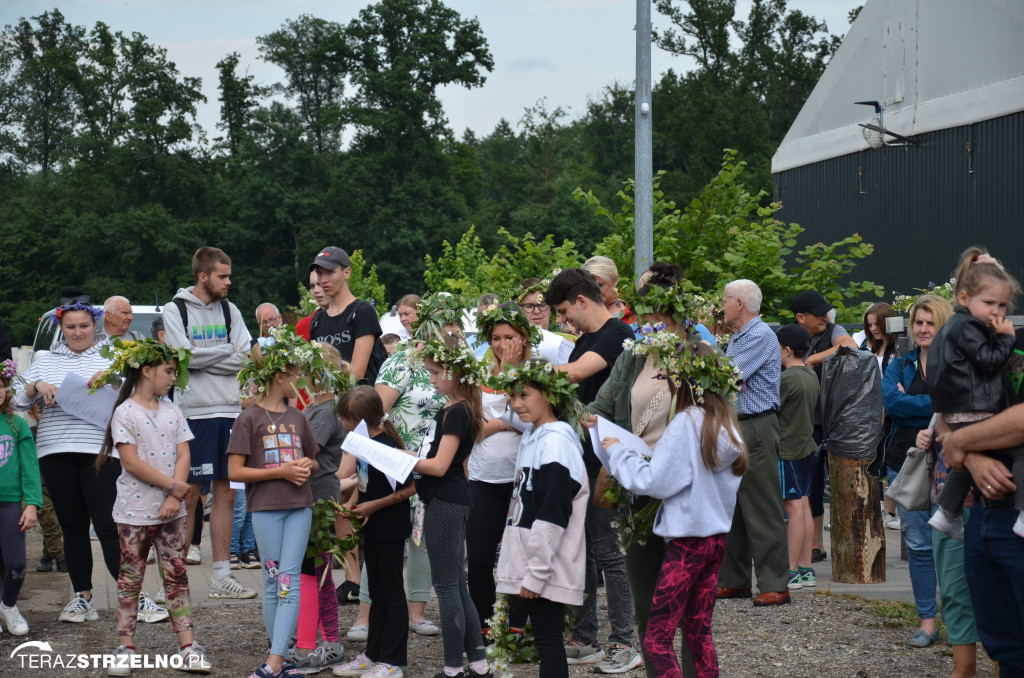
[172,297,232,340]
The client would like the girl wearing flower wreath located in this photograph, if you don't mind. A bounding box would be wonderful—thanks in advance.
[490,359,589,678]
[227,327,322,678]
[332,386,416,678]
[466,302,538,631]
[0,358,42,637]
[93,338,212,674]
[407,332,490,678]
[595,338,747,678]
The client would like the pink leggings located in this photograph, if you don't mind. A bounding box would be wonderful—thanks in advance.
[644,534,727,678]
[297,552,340,647]
[116,518,192,637]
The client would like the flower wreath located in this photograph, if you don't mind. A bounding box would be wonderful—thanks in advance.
[410,293,467,341]
[91,337,192,392]
[626,281,714,332]
[406,335,487,386]
[514,277,551,304]
[476,301,542,348]
[487,359,588,437]
[623,324,742,404]
[238,326,348,399]
[52,300,104,325]
[1,359,16,385]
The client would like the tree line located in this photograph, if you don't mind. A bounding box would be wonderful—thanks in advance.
[0,1,859,344]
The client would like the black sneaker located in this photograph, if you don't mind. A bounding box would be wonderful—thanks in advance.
[56,558,68,572]
[811,548,827,563]
[336,580,360,605]
[242,551,261,569]
[36,558,53,572]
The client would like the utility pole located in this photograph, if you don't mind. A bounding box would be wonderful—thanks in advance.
[634,0,653,283]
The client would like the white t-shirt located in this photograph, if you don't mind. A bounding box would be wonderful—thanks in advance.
[468,388,520,484]
[111,399,193,525]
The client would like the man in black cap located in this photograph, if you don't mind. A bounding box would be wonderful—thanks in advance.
[308,246,387,385]
[790,289,857,562]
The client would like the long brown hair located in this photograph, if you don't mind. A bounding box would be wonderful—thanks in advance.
[669,344,747,476]
[0,375,17,430]
[426,333,484,442]
[97,366,145,470]
[863,302,895,354]
[337,386,405,450]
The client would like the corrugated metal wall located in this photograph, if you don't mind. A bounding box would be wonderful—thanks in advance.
[772,110,1024,300]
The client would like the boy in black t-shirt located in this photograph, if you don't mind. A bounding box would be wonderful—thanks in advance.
[546,268,639,671]
[308,246,388,385]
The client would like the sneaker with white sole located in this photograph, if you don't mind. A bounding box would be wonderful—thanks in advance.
[360,663,402,677]
[594,644,643,674]
[799,567,816,587]
[187,545,202,564]
[153,587,167,604]
[107,645,135,677]
[208,574,257,599]
[408,618,440,636]
[346,624,368,642]
[138,592,170,623]
[928,508,965,542]
[59,593,99,623]
[883,511,901,530]
[787,570,803,590]
[332,653,373,676]
[292,642,345,674]
[0,603,29,635]
[564,638,605,665]
[177,641,213,673]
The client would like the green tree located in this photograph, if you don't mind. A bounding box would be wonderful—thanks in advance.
[215,51,264,155]
[579,150,882,321]
[256,15,350,155]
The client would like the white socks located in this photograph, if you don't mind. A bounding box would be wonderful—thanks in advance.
[211,560,230,582]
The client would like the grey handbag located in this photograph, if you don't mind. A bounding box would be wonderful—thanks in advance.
[884,446,935,511]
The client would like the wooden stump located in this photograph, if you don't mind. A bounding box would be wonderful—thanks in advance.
[828,453,886,583]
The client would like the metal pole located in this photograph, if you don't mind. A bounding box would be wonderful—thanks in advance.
[635,0,653,284]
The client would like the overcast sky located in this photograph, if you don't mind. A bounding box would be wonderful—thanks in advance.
[3,1,855,140]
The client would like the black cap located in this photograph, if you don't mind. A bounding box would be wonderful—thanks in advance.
[776,323,811,350]
[309,246,351,272]
[791,290,834,316]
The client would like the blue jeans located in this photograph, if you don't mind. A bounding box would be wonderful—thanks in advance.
[963,506,1024,673]
[231,487,255,554]
[251,508,312,657]
[888,467,937,620]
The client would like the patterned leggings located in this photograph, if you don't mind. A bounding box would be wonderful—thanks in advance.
[644,534,727,678]
[116,518,193,637]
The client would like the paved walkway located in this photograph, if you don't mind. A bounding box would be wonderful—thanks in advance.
[85,510,915,611]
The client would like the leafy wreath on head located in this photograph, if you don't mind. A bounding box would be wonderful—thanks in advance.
[476,301,541,351]
[514,276,552,304]
[238,326,352,399]
[1,359,16,384]
[487,359,588,437]
[625,280,714,333]
[91,337,192,393]
[623,324,742,404]
[409,292,467,342]
[406,334,488,386]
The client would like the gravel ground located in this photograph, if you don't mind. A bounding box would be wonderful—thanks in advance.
[2,533,995,677]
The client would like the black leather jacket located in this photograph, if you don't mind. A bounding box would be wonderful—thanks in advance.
[926,307,1016,413]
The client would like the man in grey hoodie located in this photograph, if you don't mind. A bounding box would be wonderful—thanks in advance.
[162,246,257,599]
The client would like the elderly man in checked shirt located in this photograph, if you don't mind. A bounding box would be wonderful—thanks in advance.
[715,279,792,606]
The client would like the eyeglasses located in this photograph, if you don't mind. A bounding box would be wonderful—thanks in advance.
[519,303,548,313]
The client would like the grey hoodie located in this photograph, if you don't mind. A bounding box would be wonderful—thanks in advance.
[162,287,250,419]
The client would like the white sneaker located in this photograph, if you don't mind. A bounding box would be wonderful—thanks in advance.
[153,587,167,604]
[346,624,368,641]
[59,593,99,622]
[594,644,644,674]
[177,641,213,673]
[883,512,902,530]
[928,509,964,542]
[186,545,202,564]
[208,574,257,599]
[147,547,156,564]
[360,664,402,677]
[108,645,135,677]
[333,653,373,676]
[138,592,170,623]
[408,618,440,635]
[0,603,28,635]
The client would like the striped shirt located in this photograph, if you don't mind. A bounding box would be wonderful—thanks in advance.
[13,342,113,458]
[726,316,781,415]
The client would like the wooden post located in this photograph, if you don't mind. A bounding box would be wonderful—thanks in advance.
[828,454,886,583]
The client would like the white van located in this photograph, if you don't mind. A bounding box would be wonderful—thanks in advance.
[31,304,164,363]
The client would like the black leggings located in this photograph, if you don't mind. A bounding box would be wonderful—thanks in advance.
[38,453,121,592]
[523,596,569,678]
[466,480,513,629]
[0,503,27,607]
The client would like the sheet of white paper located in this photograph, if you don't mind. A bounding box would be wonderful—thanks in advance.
[342,422,416,490]
[229,481,245,491]
[590,415,653,468]
[56,373,119,430]
[354,420,369,438]
[498,409,531,433]
[537,328,575,366]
